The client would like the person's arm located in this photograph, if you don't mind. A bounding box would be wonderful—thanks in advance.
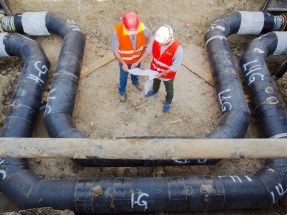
[141,36,149,54]
[111,30,128,71]
[165,46,183,74]
[156,46,183,78]
[156,68,172,78]
[131,50,150,69]
[143,26,151,51]
[113,50,128,71]
[168,46,183,72]
[131,36,154,69]
[139,36,149,58]
[138,26,150,59]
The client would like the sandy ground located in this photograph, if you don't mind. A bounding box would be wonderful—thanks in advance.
[1,11,287,215]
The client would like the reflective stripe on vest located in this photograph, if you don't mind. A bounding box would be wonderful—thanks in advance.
[150,39,181,79]
[114,21,146,64]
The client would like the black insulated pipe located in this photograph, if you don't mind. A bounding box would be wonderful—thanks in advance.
[76,159,220,167]
[1,11,287,213]
[4,12,87,138]
[237,30,287,212]
[0,32,50,208]
[203,11,285,139]
[40,13,88,138]
[1,152,286,212]
[240,31,287,138]
[0,33,50,137]
[3,158,287,213]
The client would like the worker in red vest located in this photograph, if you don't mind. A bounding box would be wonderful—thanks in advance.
[131,25,183,112]
[112,12,150,102]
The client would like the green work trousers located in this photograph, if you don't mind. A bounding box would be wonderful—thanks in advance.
[153,78,174,103]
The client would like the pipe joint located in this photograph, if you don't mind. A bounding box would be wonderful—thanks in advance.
[0,15,16,33]
[277,14,287,31]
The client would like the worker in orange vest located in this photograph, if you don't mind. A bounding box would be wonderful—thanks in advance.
[131,25,183,112]
[112,12,150,102]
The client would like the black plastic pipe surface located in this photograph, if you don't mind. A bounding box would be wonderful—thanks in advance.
[1,157,286,213]
[13,12,87,139]
[203,11,282,139]
[0,32,50,207]
[240,32,287,138]
[0,33,50,137]
[76,158,220,167]
[0,11,287,213]
[41,13,88,138]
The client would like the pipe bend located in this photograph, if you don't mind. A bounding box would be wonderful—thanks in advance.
[0,32,50,208]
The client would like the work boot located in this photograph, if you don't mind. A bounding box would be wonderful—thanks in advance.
[119,93,126,102]
[163,102,171,112]
[134,83,143,91]
[146,90,157,97]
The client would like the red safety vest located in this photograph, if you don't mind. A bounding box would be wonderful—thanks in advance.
[150,39,181,79]
[113,21,146,64]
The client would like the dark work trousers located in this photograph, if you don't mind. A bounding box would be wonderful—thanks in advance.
[153,78,174,103]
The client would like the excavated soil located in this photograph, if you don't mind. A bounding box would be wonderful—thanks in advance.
[1,1,287,214]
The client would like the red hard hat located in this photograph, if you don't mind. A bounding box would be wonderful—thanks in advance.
[122,12,139,31]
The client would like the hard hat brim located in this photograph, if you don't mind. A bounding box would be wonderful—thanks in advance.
[127,30,138,34]
[155,35,167,43]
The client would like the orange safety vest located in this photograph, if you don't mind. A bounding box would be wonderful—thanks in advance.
[150,39,181,79]
[113,21,146,64]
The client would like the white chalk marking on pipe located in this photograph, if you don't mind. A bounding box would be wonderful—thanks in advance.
[215,25,225,31]
[0,170,6,179]
[269,132,287,138]
[253,48,265,54]
[244,176,252,182]
[205,35,227,46]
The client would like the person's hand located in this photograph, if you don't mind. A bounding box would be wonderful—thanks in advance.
[131,62,139,69]
[155,72,165,79]
[122,63,128,72]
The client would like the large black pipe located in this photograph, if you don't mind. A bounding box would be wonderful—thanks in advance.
[240,31,287,138]
[0,33,50,137]
[76,158,220,167]
[41,13,88,138]
[0,11,287,213]
[4,12,87,138]
[1,156,286,212]
[0,32,50,207]
[204,11,285,138]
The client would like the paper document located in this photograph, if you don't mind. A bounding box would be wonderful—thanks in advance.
[128,68,158,94]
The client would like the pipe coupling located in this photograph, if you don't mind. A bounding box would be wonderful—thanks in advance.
[0,15,16,33]
[275,14,287,31]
